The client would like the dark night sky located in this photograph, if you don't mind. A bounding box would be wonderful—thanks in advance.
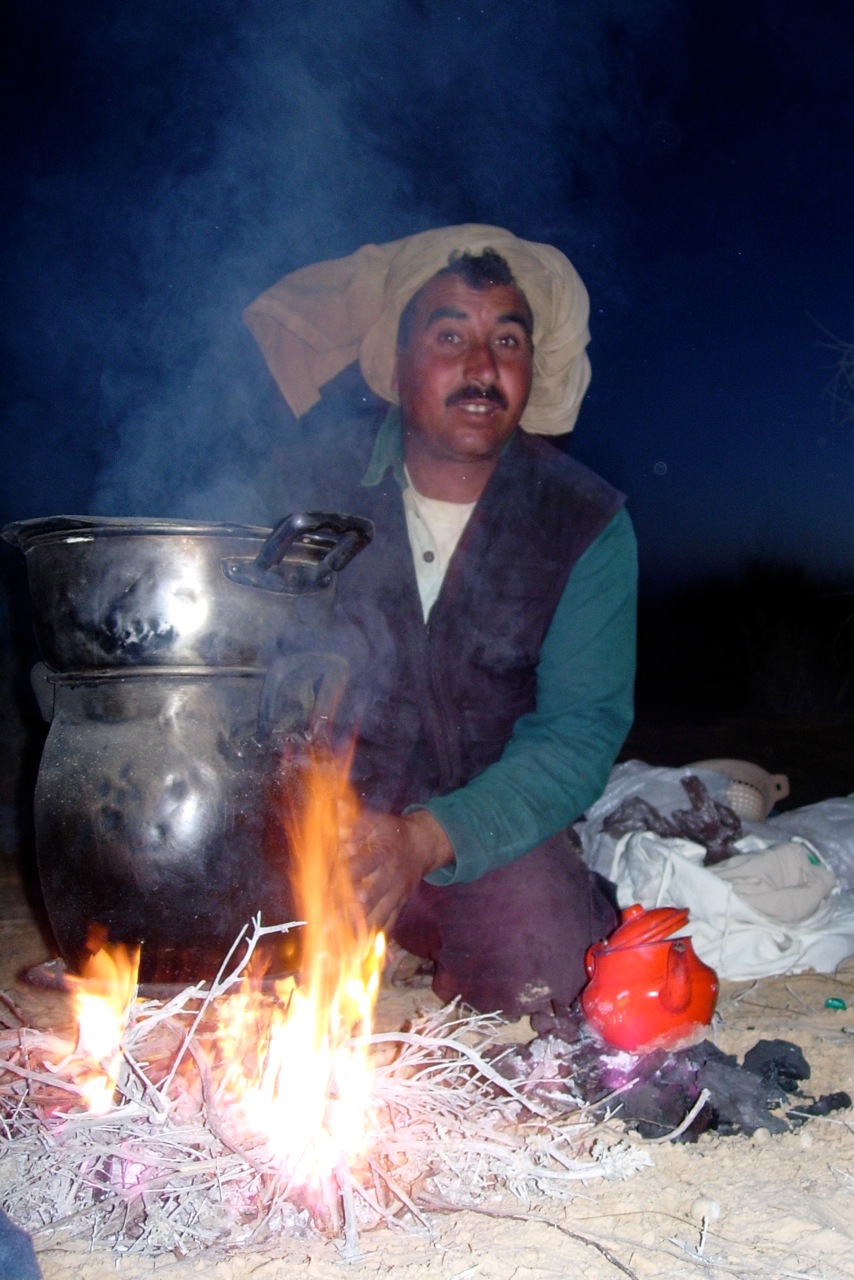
[2,0,853,591]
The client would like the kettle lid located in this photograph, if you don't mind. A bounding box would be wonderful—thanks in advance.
[605,903,690,951]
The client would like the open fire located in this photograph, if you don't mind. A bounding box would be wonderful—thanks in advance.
[66,746,385,1224]
[0,747,642,1260]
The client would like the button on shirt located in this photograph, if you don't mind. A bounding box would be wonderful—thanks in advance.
[403,474,476,620]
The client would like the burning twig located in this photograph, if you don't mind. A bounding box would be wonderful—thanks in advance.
[157,916,301,1098]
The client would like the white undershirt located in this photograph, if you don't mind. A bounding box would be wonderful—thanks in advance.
[403,470,476,620]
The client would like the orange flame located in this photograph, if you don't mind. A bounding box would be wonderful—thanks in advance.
[66,928,139,1114]
[218,745,383,1193]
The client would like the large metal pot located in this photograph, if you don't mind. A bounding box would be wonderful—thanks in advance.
[4,511,372,672]
[4,511,373,985]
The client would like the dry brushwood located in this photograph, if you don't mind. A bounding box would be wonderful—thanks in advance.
[0,919,648,1261]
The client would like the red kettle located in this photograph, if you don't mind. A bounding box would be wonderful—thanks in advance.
[581,904,719,1053]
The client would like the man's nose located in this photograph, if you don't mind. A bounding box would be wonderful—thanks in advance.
[463,337,498,383]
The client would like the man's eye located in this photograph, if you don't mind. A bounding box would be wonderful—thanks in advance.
[436,330,462,344]
[495,333,520,348]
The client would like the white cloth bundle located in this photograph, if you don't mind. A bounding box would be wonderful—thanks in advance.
[578,759,854,980]
[609,829,854,980]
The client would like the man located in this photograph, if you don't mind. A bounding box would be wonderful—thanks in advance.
[245,225,636,1017]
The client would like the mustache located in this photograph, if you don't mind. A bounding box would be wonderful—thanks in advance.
[445,383,508,410]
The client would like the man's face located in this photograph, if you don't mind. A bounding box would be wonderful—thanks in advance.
[394,274,534,470]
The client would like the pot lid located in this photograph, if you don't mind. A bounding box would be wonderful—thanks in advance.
[605,903,690,951]
[2,515,271,551]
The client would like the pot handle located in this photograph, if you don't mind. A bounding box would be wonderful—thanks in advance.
[257,651,351,745]
[30,661,56,724]
[222,511,373,594]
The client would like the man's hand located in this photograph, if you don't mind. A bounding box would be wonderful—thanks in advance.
[340,808,453,935]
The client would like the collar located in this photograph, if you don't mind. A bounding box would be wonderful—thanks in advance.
[361,405,408,489]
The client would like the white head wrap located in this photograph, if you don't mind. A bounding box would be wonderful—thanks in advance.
[244,224,591,435]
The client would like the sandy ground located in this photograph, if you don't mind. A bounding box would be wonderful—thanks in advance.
[2,856,854,1280]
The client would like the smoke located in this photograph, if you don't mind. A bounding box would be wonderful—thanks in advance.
[1,0,686,525]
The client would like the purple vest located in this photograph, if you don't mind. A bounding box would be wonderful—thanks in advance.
[325,428,625,812]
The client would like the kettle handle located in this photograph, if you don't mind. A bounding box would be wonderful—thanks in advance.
[660,940,693,1014]
[584,940,604,979]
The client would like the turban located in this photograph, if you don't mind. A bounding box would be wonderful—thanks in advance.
[244,224,592,436]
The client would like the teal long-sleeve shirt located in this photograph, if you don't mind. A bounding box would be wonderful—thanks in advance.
[419,506,637,884]
[362,413,638,887]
